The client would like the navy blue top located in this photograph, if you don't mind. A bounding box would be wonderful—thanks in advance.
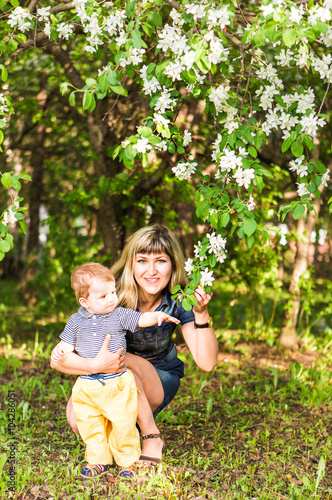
[126,288,195,359]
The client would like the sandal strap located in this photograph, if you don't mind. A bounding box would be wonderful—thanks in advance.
[141,433,161,440]
[118,464,137,478]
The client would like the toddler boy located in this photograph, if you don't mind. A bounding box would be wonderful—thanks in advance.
[51,263,179,478]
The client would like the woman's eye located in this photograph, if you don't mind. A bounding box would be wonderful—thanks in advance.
[158,260,166,263]
[138,259,146,264]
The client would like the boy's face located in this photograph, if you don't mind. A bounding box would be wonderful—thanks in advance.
[79,277,118,315]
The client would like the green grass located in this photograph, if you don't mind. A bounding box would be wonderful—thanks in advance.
[1,281,332,499]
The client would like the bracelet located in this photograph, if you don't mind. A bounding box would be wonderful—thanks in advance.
[194,316,213,328]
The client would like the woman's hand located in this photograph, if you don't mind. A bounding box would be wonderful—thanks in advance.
[90,334,126,374]
[193,285,213,315]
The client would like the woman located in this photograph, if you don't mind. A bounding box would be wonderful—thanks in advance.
[51,225,218,465]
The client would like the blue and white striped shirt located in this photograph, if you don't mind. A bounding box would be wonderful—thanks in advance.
[60,307,143,382]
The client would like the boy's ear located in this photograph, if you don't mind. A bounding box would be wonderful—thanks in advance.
[79,297,88,308]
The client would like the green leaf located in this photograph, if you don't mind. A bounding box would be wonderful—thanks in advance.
[282,29,297,47]
[182,298,192,311]
[292,204,305,219]
[1,67,8,82]
[10,0,19,6]
[253,30,266,47]
[210,212,218,228]
[126,1,136,18]
[140,127,152,138]
[86,78,97,87]
[303,135,315,151]
[281,136,292,153]
[243,219,257,237]
[248,146,257,158]
[142,22,154,37]
[82,92,93,110]
[291,141,304,158]
[220,213,230,228]
[18,173,31,181]
[0,239,10,252]
[110,85,128,96]
[19,219,27,234]
[181,69,196,84]
[245,234,255,249]
[16,33,27,44]
[69,92,76,106]
[106,70,119,86]
[1,173,12,188]
[167,141,176,154]
[132,30,143,48]
[8,39,18,52]
[148,11,163,27]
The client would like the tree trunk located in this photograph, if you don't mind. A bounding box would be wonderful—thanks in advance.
[22,74,48,304]
[280,200,322,348]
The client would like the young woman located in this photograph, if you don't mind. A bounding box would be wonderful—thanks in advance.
[51,225,218,465]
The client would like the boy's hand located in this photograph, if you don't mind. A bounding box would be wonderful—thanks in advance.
[156,312,180,326]
[51,342,74,364]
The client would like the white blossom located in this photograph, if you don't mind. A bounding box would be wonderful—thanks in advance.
[57,23,74,40]
[233,167,255,189]
[37,6,51,22]
[153,113,170,128]
[194,241,204,261]
[288,5,304,24]
[2,209,16,226]
[172,161,197,180]
[321,170,331,187]
[133,137,152,153]
[218,150,242,173]
[164,61,185,81]
[207,232,228,263]
[142,77,162,96]
[289,156,308,178]
[154,139,167,152]
[200,268,215,288]
[8,7,33,32]
[183,130,192,147]
[246,195,256,211]
[155,88,176,114]
[297,183,310,197]
[184,258,195,275]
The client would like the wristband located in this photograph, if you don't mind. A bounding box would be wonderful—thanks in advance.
[194,316,213,328]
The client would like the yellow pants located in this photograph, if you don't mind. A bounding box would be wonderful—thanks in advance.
[72,370,140,467]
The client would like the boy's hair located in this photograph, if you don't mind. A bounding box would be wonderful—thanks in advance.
[71,263,115,303]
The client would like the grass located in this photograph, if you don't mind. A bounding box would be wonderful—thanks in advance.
[0,281,332,499]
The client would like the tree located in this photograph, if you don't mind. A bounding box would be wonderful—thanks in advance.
[0,0,331,346]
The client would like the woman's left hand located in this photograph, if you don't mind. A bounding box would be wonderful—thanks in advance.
[193,285,212,314]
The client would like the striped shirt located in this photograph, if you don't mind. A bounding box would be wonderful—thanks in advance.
[60,306,143,360]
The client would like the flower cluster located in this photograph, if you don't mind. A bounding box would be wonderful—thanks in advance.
[172,161,197,180]
[2,209,16,226]
[8,7,33,32]
[207,232,228,264]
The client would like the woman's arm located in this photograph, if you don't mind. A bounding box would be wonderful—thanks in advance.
[50,334,126,375]
[181,286,218,372]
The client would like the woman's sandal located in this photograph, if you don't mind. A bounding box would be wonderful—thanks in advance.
[80,463,111,478]
[118,464,137,479]
[137,433,165,466]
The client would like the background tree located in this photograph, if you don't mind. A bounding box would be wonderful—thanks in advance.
[0,0,331,346]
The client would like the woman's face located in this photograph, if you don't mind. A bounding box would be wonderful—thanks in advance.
[133,252,173,298]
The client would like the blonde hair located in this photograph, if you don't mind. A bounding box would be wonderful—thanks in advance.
[111,225,188,309]
[71,263,115,303]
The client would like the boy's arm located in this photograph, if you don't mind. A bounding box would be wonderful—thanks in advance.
[50,341,74,364]
[138,311,180,328]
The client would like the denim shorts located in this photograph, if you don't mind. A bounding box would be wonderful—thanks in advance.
[148,344,184,418]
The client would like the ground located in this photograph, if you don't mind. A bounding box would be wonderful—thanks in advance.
[1,339,332,499]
